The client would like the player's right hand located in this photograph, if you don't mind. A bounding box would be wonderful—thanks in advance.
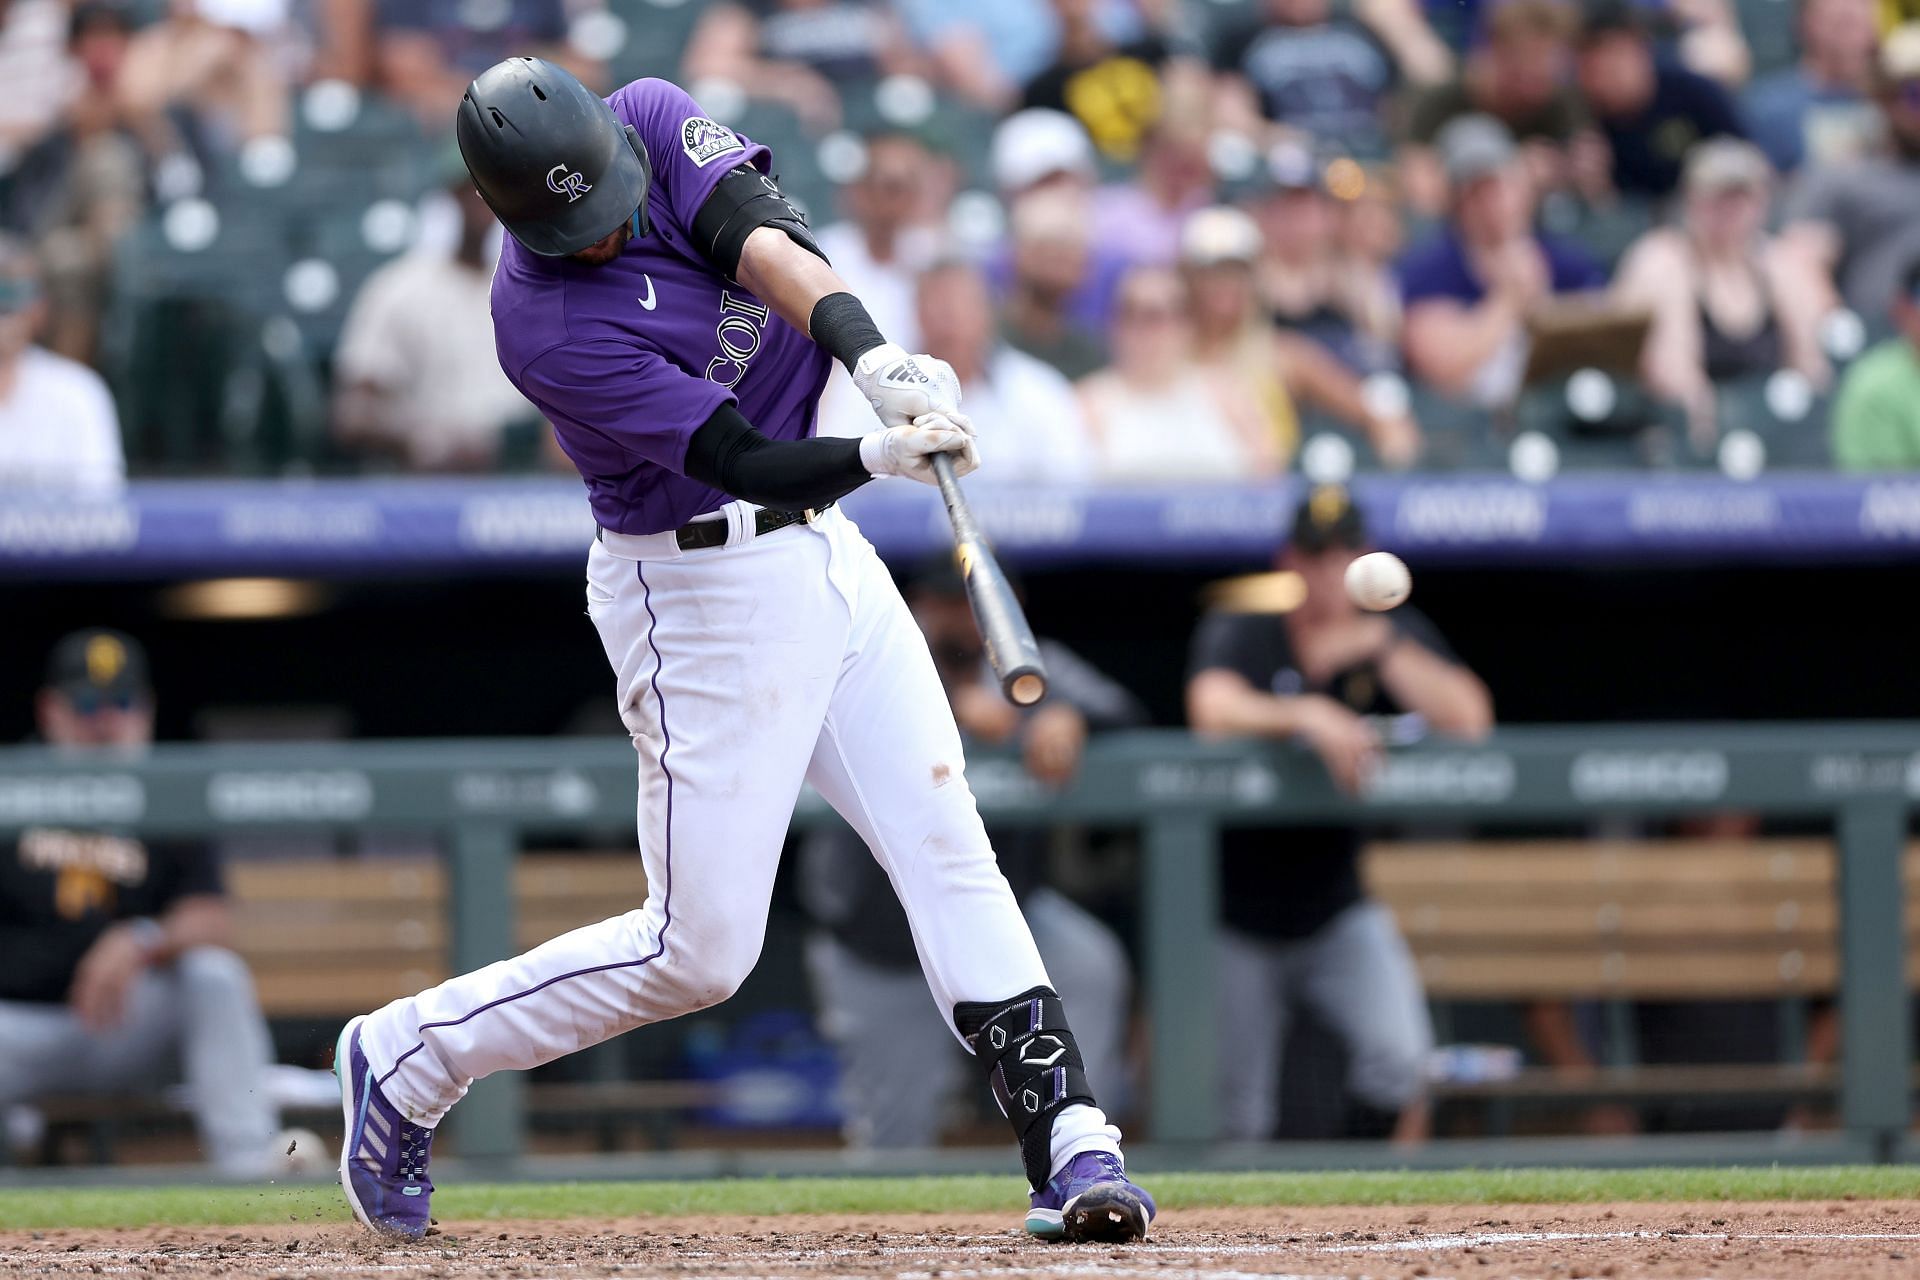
[859,412,979,485]
[852,343,963,427]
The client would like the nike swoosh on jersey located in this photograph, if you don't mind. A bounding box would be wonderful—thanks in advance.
[637,276,657,311]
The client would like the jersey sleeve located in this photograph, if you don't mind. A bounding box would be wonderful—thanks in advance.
[154,841,225,909]
[515,338,734,475]
[1186,610,1273,686]
[613,79,773,235]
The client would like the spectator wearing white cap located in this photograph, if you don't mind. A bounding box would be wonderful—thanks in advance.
[1078,264,1277,482]
[1783,23,1920,320]
[985,109,1132,341]
[1183,207,1422,469]
[1613,138,1835,445]
[1399,115,1606,407]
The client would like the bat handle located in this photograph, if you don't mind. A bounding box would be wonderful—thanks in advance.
[930,450,963,506]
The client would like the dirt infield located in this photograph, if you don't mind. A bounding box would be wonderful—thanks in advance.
[5,1201,1920,1279]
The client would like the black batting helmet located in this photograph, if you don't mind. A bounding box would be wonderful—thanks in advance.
[456,58,653,257]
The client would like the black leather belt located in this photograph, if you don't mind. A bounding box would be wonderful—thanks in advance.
[600,502,832,552]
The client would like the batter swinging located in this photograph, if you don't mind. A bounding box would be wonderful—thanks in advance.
[332,58,1154,1245]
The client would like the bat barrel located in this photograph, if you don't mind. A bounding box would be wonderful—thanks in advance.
[930,454,1049,707]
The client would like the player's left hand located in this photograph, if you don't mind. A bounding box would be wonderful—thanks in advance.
[852,343,962,427]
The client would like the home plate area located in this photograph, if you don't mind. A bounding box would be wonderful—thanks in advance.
[6,1203,1920,1280]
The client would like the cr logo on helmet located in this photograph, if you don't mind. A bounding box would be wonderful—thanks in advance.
[546,165,594,202]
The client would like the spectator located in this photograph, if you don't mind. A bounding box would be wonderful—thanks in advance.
[1781,24,1920,321]
[1831,259,1920,468]
[895,0,1100,110]
[985,111,1130,359]
[0,237,123,495]
[1399,116,1608,407]
[910,258,1097,482]
[683,0,924,134]
[1213,0,1453,155]
[1020,0,1208,164]
[997,187,1108,379]
[0,0,77,178]
[1253,145,1402,374]
[1093,116,1217,267]
[1180,207,1421,467]
[1,0,146,364]
[332,160,539,471]
[1078,263,1276,481]
[801,559,1141,1149]
[1612,139,1835,444]
[1399,0,1606,212]
[115,0,290,153]
[1332,162,1412,371]
[1743,0,1882,173]
[1574,0,1746,198]
[363,0,602,129]
[811,131,949,434]
[0,631,285,1176]
[1186,485,1492,1143]
[816,130,949,348]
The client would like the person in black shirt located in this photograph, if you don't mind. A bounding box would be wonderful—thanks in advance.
[0,630,282,1174]
[1185,486,1492,1141]
[1575,0,1746,197]
[801,560,1145,1148]
[1019,0,1206,165]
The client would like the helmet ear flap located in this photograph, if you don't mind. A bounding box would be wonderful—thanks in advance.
[624,125,654,239]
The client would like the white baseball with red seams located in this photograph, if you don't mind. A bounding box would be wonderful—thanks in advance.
[355,505,1121,1179]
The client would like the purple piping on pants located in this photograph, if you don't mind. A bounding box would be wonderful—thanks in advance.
[376,560,677,1091]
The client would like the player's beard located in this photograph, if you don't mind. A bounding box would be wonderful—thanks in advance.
[569,220,633,267]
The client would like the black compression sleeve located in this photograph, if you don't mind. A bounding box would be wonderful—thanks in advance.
[683,403,872,512]
[809,292,887,371]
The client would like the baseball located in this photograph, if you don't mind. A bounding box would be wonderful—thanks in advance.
[1345,551,1411,611]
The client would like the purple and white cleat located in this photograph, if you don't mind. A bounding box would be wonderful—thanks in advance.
[1024,1151,1156,1243]
[334,1015,436,1240]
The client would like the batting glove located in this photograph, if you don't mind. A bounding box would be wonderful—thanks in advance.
[860,412,979,485]
[851,343,963,427]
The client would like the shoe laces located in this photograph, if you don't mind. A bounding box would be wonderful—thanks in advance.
[1071,1152,1126,1185]
[396,1124,434,1182]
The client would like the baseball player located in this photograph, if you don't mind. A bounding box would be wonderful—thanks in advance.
[333,58,1153,1245]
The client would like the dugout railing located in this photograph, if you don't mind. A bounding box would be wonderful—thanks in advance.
[0,725,1913,1165]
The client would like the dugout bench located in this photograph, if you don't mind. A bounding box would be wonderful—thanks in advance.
[0,726,1914,1166]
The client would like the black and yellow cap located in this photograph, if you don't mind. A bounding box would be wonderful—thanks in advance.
[1289,484,1367,552]
[44,629,151,700]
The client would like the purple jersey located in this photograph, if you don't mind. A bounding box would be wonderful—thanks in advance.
[491,79,834,534]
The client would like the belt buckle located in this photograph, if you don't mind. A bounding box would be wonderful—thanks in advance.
[802,506,820,526]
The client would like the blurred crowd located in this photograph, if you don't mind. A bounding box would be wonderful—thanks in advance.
[8,0,1920,489]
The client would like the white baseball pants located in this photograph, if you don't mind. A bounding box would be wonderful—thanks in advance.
[359,504,1121,1176]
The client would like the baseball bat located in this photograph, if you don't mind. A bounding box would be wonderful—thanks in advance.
[930,453,1049,706]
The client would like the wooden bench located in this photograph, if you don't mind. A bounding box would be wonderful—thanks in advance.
[1364,837,1920,1111]
[227,852,651,1018]
[1366,837,1920,1000]
[9,854,702,1166]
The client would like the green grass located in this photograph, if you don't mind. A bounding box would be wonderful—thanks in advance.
[3,1167,1919,1232]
